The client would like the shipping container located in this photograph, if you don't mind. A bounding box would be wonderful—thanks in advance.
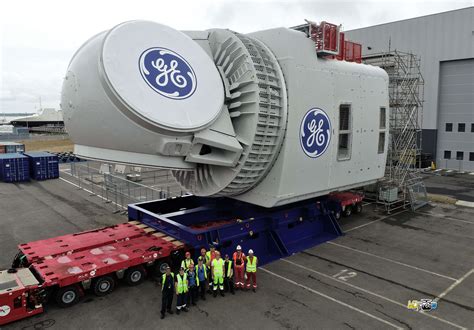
[0,153,30,182]
[24,152,59,180]
[0,145,5,154]
[0,141,25,153]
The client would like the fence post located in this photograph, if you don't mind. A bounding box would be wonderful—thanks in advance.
[104,173,109,204]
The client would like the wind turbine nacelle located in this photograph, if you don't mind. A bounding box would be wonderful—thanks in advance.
[61,20,389,207]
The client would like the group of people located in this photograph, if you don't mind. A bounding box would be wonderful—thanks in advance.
[160,245,258,319]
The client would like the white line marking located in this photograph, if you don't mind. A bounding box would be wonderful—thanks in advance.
[327,242,457,281]
[59,177,126,209]
[280,259,466,329]
[260,267,402,329]
[436,269,474,301]
[455,200,474,208]
[345,210,407,232]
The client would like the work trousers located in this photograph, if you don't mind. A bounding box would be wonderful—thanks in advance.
[176,292,187,310]
[224,277,234,294]
[198,281,207,298]
[213,274,224,291]
[187,286,198,305]
[208,272,213,291]
[234,266,245,288]
[246,271,257,290]
[161,289,173,314]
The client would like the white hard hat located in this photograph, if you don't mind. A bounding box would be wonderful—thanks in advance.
[236,245,242,250]
[248,249,254,254]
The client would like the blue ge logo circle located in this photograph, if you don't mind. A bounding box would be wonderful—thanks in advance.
[300,108,332,158]
[139,47,197,100]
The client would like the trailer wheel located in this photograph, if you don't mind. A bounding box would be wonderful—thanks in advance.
[153,261,170,277]
[354,202,363,214]
[55,286,80,308]
[343,206,352,217]
[125,267,145,286]
[92,276,115,296]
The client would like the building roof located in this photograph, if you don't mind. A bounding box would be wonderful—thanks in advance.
[12,108,63,123]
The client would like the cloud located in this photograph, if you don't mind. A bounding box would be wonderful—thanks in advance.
[0,0,471,113]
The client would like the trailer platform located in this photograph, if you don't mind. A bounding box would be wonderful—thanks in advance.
[16,223,185,287]
[128,195,343,265]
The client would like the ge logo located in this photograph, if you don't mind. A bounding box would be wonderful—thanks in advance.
[139,47,197,100]
[300,108,331,158]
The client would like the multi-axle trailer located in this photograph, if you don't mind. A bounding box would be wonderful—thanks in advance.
[0,221,185,325]
[0,192,364,326]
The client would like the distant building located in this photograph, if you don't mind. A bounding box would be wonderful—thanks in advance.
[345,7,474,171]
[10,108,64,128]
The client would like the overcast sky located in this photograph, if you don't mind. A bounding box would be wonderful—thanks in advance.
[0,0,471,113]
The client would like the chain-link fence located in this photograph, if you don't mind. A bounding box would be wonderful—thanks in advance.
[62,161,189,213]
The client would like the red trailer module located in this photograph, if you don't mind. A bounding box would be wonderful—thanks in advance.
[0,222,185,326]
[0,268,44,325]
[328,191,364,220]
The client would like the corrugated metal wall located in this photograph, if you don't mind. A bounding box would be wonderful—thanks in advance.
[345,7,473,164]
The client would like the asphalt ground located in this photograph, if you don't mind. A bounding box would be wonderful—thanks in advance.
[0,176,473,330]
[423,171,474,202]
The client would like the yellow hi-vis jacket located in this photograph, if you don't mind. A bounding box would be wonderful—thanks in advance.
[246,256,258,272]
[225,260,233,278]
[181,258,194,270]
[212,258,224,277]
[176,273,188,294]
[196,264,207,284]
[162,273,174,290]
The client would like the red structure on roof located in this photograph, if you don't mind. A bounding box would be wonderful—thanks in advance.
[307,20,362,63]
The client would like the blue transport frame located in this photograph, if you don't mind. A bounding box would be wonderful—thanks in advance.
[128,195,343,266]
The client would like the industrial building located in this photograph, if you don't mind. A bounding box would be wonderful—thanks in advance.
[346,7,474,171]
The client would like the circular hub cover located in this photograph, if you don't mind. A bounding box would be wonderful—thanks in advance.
[101,20,224,132]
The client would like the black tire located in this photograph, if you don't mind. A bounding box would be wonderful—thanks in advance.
[92,276,115,296]
[55,286,80,308]
[354,202,363,214]
[343,206,352,217]
[124,267,146,286]
[153,261,170,277]
[333,210,342,221]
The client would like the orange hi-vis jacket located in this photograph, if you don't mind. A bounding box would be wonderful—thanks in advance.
[233,251,246,268]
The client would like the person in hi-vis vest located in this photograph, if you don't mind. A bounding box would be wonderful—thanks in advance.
[181,251,194,270]
[211,251,225,297]
[160,266,174,319]
[224,254,235,295]
[196,257,208,300]
[206,245,218,292]
[175,267,189,314]
[245,249,258,292]
[232,245,246,289]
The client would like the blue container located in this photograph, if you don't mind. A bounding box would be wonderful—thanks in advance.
[24,152,59,180]
[0,153,30,182]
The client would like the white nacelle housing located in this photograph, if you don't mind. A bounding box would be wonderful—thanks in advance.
[61,20,389,207]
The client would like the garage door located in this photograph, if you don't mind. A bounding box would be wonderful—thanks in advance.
[436,59,474,171]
